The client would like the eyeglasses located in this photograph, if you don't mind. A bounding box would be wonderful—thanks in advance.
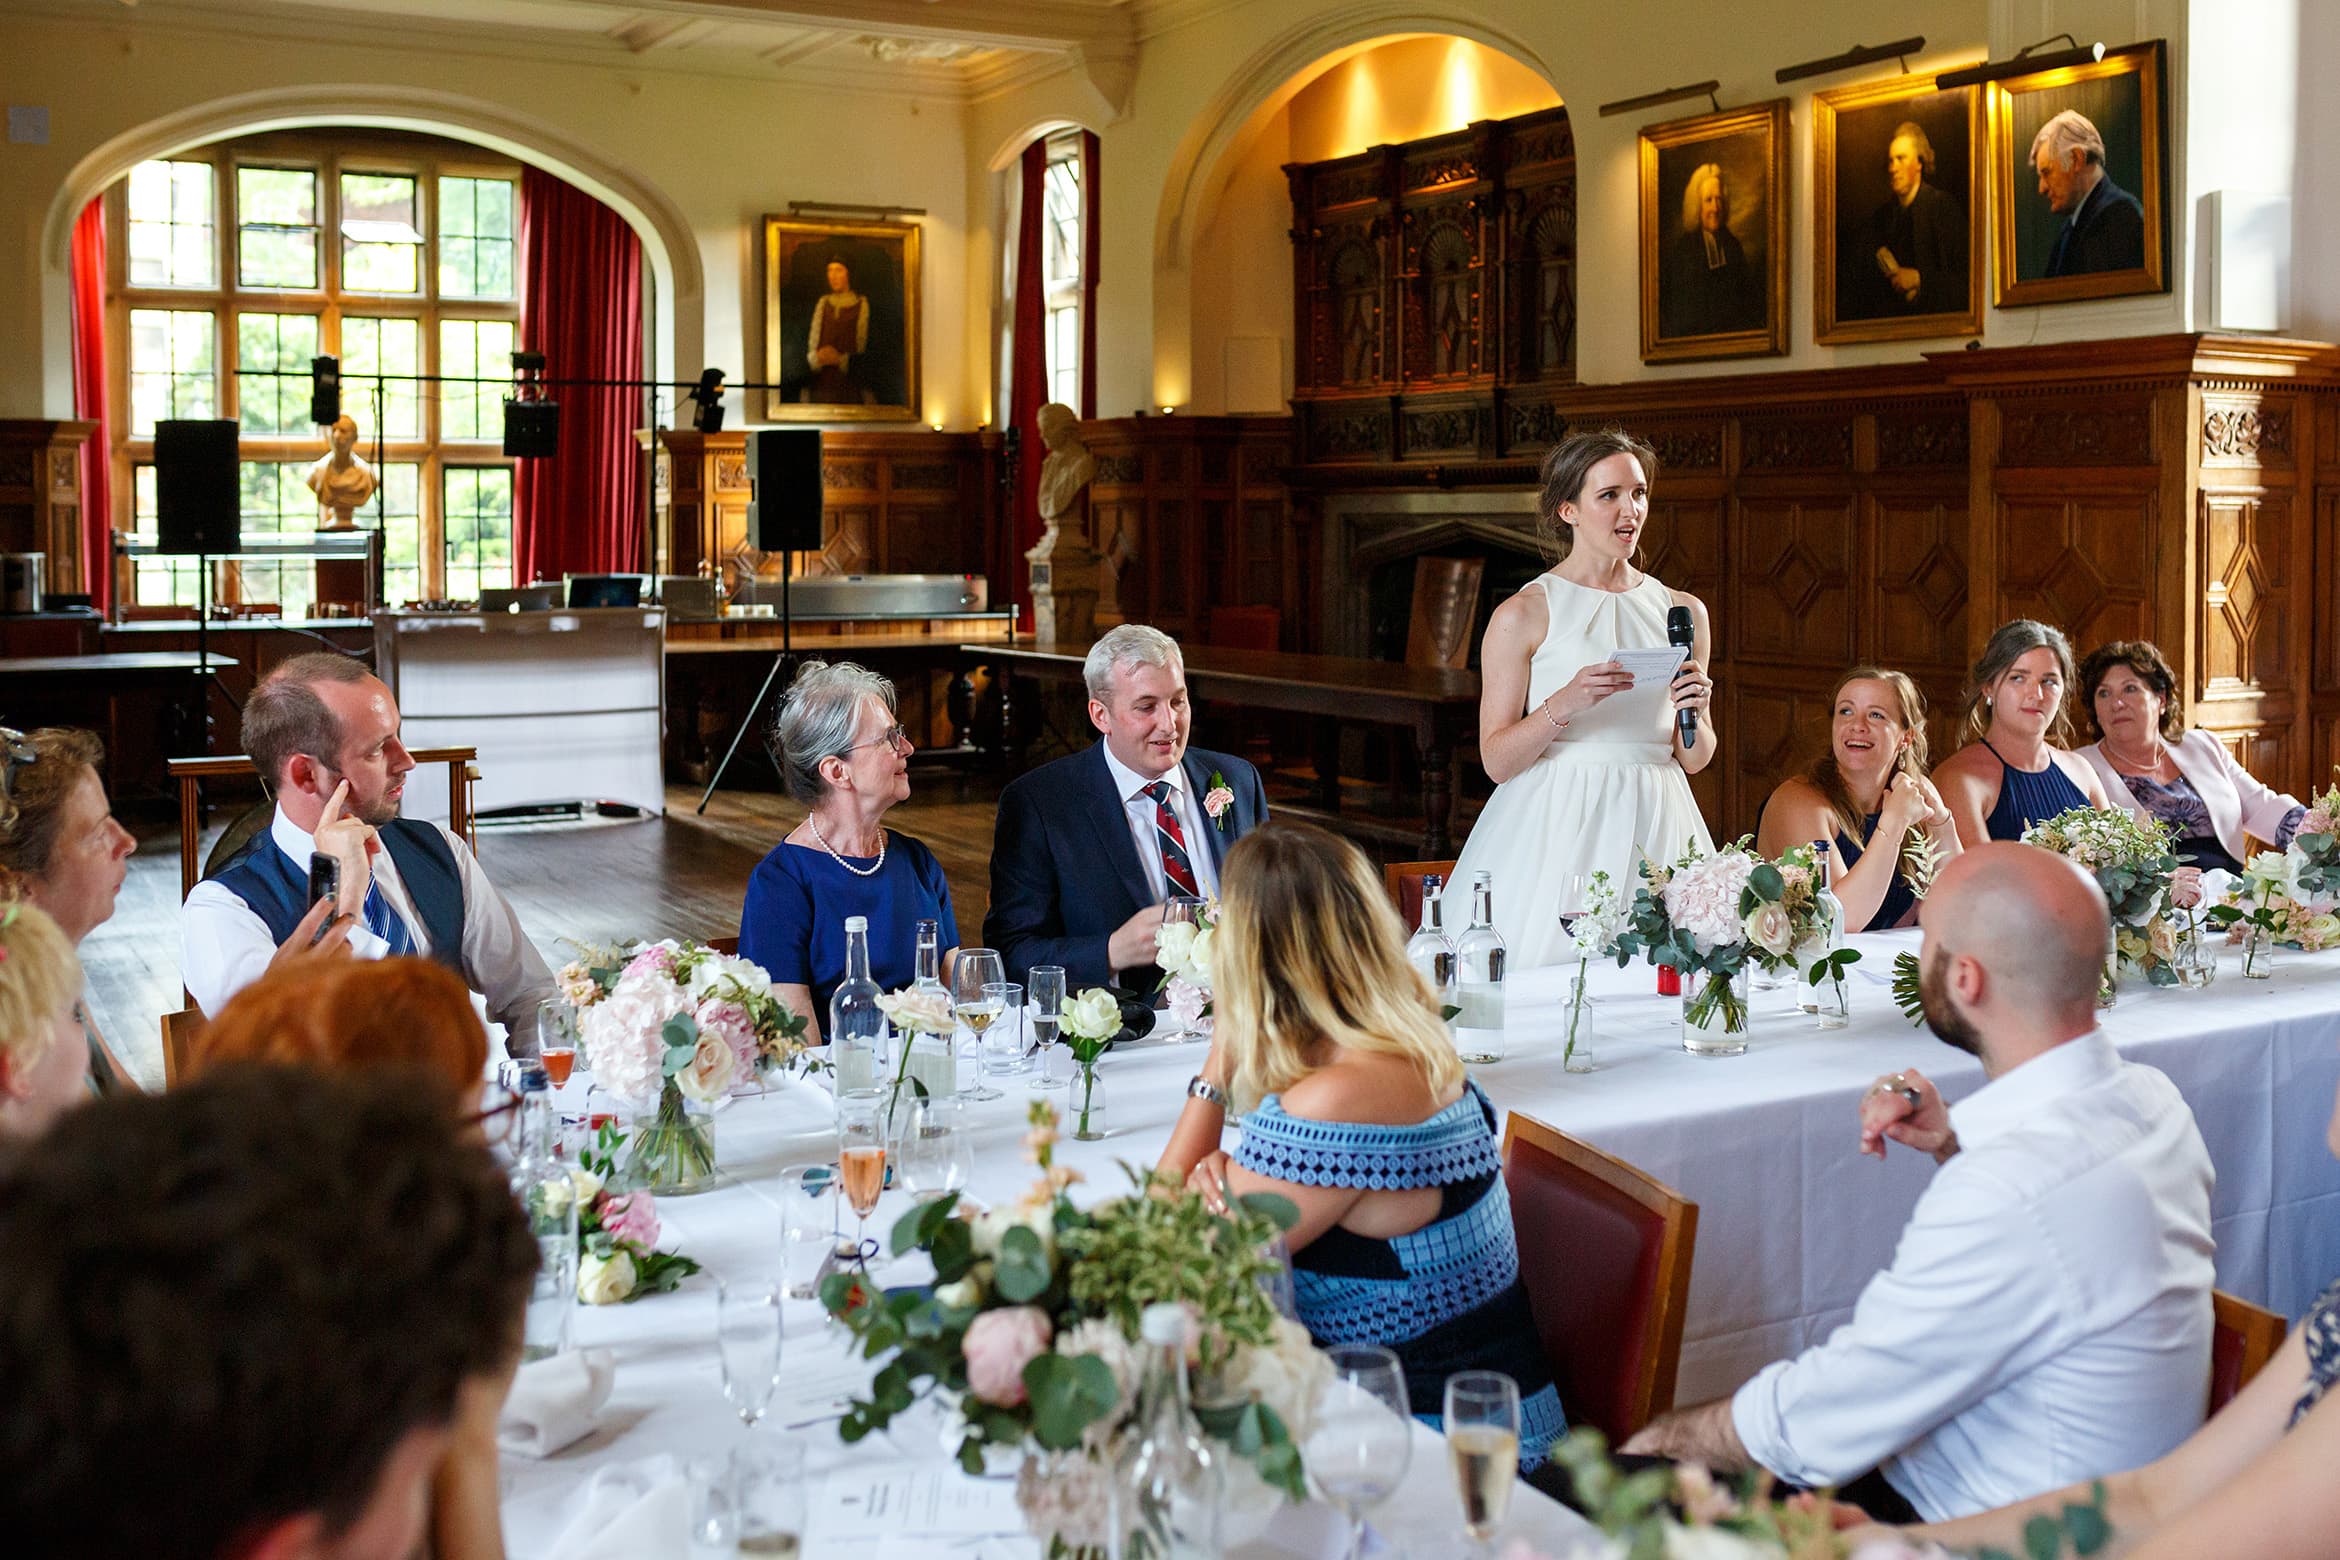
[0,726,35,802]
[469,1084,525,1152]
[843,723,911,755]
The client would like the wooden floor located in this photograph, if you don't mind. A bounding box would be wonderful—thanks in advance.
[82,779,1007,1091]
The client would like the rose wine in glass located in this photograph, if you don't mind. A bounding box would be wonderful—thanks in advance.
[837,1095,888,1268]
[539,1047,576,1087]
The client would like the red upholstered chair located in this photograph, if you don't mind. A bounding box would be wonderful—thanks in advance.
[1500,1112,1698,1445]
[2208,1291,2286,1416]
[1381,859,1458,931]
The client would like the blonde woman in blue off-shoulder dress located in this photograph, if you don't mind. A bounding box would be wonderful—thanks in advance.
[1450,428,1717,969]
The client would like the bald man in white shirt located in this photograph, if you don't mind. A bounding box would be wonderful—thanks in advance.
[1623,842,2215,1522]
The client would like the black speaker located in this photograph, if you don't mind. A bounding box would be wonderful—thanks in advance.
[153,420,240,556]
[308,354,340,426]
[744,429,823,551]
[502,398,560,459]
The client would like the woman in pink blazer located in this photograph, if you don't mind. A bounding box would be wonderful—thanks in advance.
[2076,640,2307,875]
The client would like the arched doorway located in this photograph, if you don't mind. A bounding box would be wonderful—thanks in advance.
[1152,20,1564,413]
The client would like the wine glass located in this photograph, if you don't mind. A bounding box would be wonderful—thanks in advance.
[1027,965,1067,1091]
[537,999,580,1091]
[951,948,1006,1102]
[714,1277,784,1431]
[1443,1371,1521,1551]
[981,980,1029,1082]
[836,1093,888,1270]
[1305,1344,1414,1560]
[899,1093,972,1204]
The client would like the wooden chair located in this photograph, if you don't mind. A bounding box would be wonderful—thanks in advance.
[1381,859,1458,932]
[166,747,479,901]
[160,1006,205,1088]
[1404,556,1485,671]
[85,1020,144,1094]
[1500,1112,1699,1445]
[2209,1290,2287,1415]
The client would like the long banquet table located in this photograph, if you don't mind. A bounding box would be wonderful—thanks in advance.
[501,927,2340,1553]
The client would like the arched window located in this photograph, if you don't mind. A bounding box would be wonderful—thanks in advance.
[1039,129,1086,409]
[107,128,522,612]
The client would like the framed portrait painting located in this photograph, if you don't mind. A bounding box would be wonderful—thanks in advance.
[1639,99,1789,364]
[1814,76,1982,344]
[1988,40,2168,307]
[762,216,922,421]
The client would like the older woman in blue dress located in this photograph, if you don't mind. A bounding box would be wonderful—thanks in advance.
[1157,821,1566,1472]
[1934,620,2112,847]
[2076,639,2306,877]
[739,661,957,1040]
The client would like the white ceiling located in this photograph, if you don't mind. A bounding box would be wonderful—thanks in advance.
[54,0,1149,97]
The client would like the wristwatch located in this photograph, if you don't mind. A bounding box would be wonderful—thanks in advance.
[1186,1075,1230,1110]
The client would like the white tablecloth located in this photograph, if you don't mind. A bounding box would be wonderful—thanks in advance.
[500,1042,1599,1558]
[502,928,2340,1552]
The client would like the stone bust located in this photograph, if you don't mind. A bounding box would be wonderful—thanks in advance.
[1035,402,1094,525]
[305,415,378,529]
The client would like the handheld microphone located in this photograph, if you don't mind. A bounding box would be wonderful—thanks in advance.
[1666,605,1697,746]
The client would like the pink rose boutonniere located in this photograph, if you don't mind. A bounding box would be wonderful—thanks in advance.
[1204,771,1236,834]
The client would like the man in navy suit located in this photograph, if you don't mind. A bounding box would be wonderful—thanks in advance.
[985,624,1267,992]
[2031,109,2145,277]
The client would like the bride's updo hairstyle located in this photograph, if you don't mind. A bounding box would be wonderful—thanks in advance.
[1211,820,1461,1114]
[1535,426,1660,563]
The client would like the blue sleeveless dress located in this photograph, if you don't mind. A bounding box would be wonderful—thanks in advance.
[1981,739,2091,841]
[1233,1080,1566,1469]
[1838,813,1918,932]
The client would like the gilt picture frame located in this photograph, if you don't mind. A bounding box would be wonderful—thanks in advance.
[1988,40,2168,308]
[1639,99,1790,364]
[1814,75,1983,345]
[761,215,922,422]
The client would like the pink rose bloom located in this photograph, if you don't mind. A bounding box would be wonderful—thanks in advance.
[1166,977,1210,1033]
[2303,807,2335,838]
[1203,784,1235,819]
[623,944,678,982]
[696,998,761,1085]
[599,1190,662,1251]
[963,1305,1054,1407]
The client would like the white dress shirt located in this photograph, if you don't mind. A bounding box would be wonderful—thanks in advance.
[1100,743,1219,902]
[1730,1030,2214,1521]
[182,807,560,1053]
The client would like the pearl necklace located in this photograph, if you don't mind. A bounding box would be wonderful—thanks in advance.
[808,814,886,877]
[2101,734,2172,778]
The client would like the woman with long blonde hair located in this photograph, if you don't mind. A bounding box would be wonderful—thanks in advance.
[1757,667,1962,931]
[1156,821,1566,1471]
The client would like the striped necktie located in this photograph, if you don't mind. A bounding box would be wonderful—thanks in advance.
[1142,780,1201,899]
[364,881,417,957]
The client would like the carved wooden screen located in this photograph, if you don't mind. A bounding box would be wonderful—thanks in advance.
[1288,106,1575,461]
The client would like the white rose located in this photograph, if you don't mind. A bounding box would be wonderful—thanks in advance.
[935,1269,986,1308]
[578,1249,637,1305]
[675,1035,735,1104]
[1156,921,1198,978]
[1742,903,1795,959]
[971,1206,1055,1264]
[1186,926,1216,986]
[1061,987,1122,1042]
[567,1165,604,1203]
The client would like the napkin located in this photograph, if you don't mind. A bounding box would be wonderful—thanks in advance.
[498,1349,616,1459]
[541,1456,689,1560]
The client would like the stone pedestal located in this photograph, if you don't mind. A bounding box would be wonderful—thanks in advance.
[1026,523,1101,644]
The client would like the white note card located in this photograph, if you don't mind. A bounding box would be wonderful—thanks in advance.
[807,1464,1025,1548]
[1603,645,1686,721]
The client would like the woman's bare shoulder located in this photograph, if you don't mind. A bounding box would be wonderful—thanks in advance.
[1280,1053,1453,1127]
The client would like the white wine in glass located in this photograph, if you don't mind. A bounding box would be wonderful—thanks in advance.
[1443,1370,1521,1547]
[951,948,1005,1102]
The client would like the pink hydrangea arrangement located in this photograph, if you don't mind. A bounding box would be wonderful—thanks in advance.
[1613,839,1832,1040]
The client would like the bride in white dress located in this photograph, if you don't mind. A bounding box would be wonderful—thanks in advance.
[1450,428,1718,968]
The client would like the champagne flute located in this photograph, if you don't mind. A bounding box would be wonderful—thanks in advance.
[836,1093,888,1270]
[1027,965,1067,1091]
[951,948,1005,1102]
[1444,1371,1521,1551]
[715,1277,784,1431]
[537,999,579,1090]
[1305,1344,1414,1560]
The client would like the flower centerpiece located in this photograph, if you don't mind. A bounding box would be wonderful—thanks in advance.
[2020,806,2183,996]
[558,1121,704,1304]
[2207,779,2340,976]
[1154,902,1218,1038]
[564,939,815,1194]
[1057,986,1122,1141]
[821,1103,1325,1560]
[1612,839,1809,1055]
[873,984,959,1133]
[1519,1429,2111,1560]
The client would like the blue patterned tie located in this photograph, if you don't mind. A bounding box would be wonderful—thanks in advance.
[364,881,416,957]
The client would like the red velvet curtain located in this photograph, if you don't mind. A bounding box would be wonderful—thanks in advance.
[1006,140,1050,629]
[1079,130,1100,420]
[70,198,113,614]
[514,166,644,584]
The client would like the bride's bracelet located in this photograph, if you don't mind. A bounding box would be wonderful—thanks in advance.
[1541,697,1569,731]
